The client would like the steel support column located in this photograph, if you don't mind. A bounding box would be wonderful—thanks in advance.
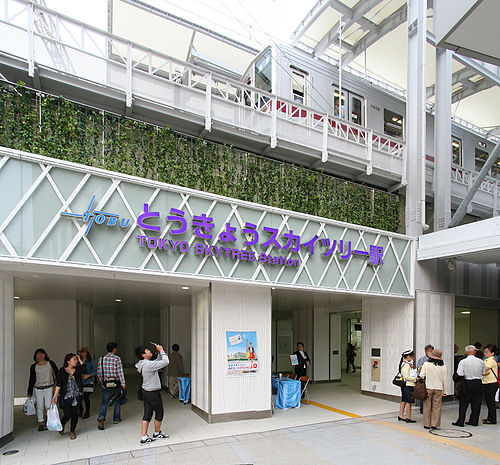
[405,0,427,237]
[433,47,452,231]
[449,141,500,227]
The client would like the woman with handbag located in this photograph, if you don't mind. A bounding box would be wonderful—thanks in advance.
[52,353,84,440]
[398,350,416,423]
[27,348,58,431]
[419,348,447,430]
[78,346,97,419]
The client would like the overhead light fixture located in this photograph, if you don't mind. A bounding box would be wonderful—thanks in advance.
[14,296,20,299]
[32,275,40,278]
[115,299,122,302]
[271,287,276,290]
[181,286,190,290]
[461,311,470,314]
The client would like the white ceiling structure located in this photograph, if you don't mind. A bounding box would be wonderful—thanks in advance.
[290,0,500,137]
[40,0,500,137]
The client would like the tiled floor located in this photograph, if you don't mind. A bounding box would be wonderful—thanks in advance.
[1,373,400,465]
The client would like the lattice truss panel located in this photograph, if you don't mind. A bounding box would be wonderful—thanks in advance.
[0,149,414,296]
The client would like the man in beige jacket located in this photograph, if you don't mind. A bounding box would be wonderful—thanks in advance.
[167,344,184,398]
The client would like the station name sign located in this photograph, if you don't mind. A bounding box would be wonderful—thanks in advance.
[60,195,385,268]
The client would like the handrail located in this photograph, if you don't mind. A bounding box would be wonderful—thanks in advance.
[450,166,499,196]
[1,0,405,159]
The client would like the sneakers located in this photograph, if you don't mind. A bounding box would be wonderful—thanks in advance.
[97,419,105,430]
[113,419,121,424]
[153,431,169,439]
[140,436,155,445]
[38,423,45,432]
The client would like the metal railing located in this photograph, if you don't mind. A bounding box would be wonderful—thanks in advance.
[451,166,500,196]
[0,0,405,162]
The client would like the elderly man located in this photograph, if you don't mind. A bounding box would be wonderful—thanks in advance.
[452,345,487,427]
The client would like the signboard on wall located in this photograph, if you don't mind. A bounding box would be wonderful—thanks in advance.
[0,149,414,297]
[226,331,258,375]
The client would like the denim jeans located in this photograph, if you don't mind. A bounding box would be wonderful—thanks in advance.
[98,387,121,422]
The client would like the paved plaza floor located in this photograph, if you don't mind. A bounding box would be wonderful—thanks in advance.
[2,372,499,465]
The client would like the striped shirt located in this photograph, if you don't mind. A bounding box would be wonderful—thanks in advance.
[97,353,125,386]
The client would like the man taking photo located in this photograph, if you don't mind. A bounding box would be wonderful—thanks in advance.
[135,343,170,444]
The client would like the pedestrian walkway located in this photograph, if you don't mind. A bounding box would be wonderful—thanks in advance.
[54,406,500,465]
[2,378,499,465]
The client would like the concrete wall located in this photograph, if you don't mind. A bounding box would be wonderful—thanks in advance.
[210,283,271,416]
[169,306,191,374]
[313,309,330,381]
[329,313,342,381]
[93,313,115,360]
[293,308,313,377]
[77,301,94,355]
[470,308,498,347]
[414,291,455,395]
[361,297,414,397]
[0,272,13,446]
[14,300,77,397]
[191,288,210,414]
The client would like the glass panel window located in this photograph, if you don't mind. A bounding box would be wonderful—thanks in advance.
[333,88,346,119]
[351,95,363,126]
[384,109,403,138]
[475,148,488,172]
[291,71,306,104]
[255,50,272,93]
[451,137,462,166]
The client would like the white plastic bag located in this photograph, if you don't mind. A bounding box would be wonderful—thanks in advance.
[495,388,499,403]
[46,404,62,432]
[23,397,36,416]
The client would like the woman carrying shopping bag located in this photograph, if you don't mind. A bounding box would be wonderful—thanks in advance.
[419,348,447,430]
[27,348,58,431]
[52,353,83,439]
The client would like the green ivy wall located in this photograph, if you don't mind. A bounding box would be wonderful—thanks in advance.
[0,85,400,232]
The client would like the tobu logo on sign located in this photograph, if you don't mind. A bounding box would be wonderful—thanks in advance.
[60,198,384,267]
[60,196,130,235]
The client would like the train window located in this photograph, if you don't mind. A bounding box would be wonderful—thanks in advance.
[255,50,272,93]
[451,137,462,166]
[350,94,364,126]
[333,88,346,119]
[291,70,307,104]
[475,148,488,172]
[384,109,403,138]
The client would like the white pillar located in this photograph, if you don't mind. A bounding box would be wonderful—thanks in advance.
[434,47,453,231]
[414,291,455,394]
[405,0,427,236]
[0,271,14,447]
[362,297,414,397]
[191,283,272,423]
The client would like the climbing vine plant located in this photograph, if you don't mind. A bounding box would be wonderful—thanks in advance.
[0,85,401,232]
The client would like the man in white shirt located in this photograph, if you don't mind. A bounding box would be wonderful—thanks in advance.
[452,345,487,427]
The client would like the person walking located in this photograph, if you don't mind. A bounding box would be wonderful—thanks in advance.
[78,346,97,419]
[167,344,184,399]
[96,342,126,430]
[135,343,170,444]
[416,344,434,414]
[27,348,58,431]
[346,343,356,373]
[52,353,83,440]
[419,348,447,430]
[398,350,416,423]
[452,345,486,427]
[482,344,498,425]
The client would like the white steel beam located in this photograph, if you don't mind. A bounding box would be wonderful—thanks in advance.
[405,0,427,237]
[433,47,452,231]
[291,0,336,45]
[451,78,495,103]
[341,4,408,67]
[313,0,380,56]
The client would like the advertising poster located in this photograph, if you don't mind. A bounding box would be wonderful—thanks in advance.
[226,331,258,375]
